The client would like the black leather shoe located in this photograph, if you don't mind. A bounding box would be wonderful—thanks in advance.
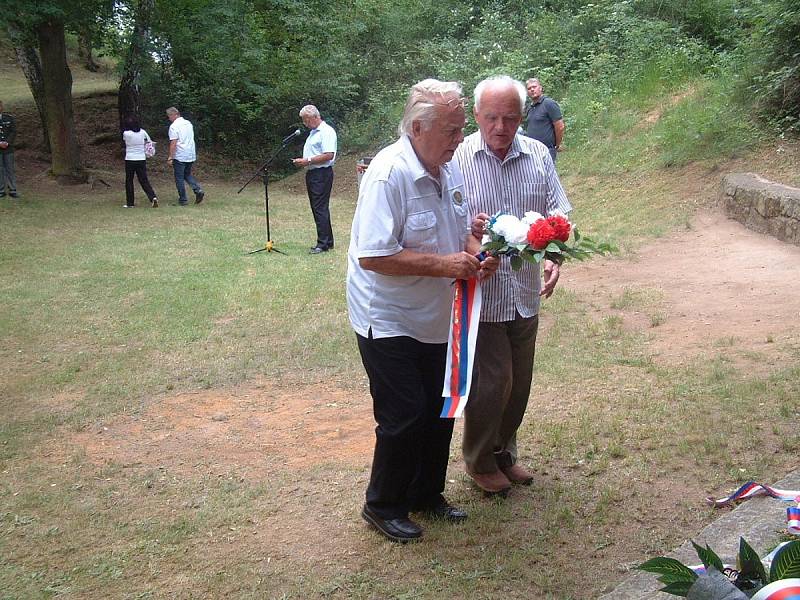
[361,505,422,543]
[194,191,204,204]
[309,246,327,254]
[427,500,468,523]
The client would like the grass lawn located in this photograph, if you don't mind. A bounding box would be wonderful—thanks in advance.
[1,147,799,598]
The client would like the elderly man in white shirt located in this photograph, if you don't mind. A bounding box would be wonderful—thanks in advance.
[166,107,205,206]
[347,79,498,543]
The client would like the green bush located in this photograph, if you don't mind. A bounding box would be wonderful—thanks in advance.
[745,0,800,131]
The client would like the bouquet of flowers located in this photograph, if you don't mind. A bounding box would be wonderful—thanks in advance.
[480,211,615,270]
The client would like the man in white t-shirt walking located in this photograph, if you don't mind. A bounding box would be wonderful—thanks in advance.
[166,107,205,206]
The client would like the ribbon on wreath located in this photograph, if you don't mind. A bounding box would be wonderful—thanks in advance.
[708,481,800,535]
[440,276,482,418]
[751,578,800,600]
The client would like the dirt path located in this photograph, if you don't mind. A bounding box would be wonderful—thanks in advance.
[564,210,800,364]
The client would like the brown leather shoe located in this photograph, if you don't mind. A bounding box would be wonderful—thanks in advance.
[468,469,512,495]
[500,463,534,486]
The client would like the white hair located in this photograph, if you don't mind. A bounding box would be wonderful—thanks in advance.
[299,105,320,118]
[398,79,464,136]
[165,106,180,116]
[474,76,526,113]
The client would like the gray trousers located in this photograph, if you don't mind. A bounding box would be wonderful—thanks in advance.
[463,313,539,474]
[0,152,16,193]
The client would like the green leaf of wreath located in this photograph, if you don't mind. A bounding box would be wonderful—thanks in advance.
[738,537,769,586]
[659,580,695,596]
[691,540,725,573]
[770,540,800,581]
[638,557,698,583]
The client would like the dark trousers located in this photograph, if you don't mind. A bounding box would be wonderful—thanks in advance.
[0,151,16,193]
[463,314,539,473]
[305,166,334,249]
[356,333,454,520]
[125,160,156,206]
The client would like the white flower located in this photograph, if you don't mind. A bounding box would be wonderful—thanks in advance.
[481,233,492,245]
[493,213,532,244]
[521,211,544,225]
[491,214,519,238]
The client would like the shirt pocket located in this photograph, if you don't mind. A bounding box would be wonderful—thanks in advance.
[403,210,438,253]
[511,182,549,212]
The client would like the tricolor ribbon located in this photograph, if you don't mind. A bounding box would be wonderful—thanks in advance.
[440,277,482,418]
[708,481,800,535]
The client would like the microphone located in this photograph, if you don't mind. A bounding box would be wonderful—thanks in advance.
[282,129,302,144]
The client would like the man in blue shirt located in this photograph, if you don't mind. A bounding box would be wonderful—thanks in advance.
[293,105,337,254]
[524,78,565,163]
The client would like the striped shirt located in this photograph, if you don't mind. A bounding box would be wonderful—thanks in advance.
[454,132,572,322]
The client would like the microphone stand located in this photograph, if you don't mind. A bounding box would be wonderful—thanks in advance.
[238,135,297,255]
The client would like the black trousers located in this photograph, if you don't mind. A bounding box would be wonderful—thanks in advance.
[356,333,454,520]
[305,166,334,249]
[125,160,156,206]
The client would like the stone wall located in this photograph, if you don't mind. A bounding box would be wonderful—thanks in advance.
[720,173,800,246]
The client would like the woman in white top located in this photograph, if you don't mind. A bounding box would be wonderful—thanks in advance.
[122,115,158,207]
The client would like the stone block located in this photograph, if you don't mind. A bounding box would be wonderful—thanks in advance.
[720,173,800,247]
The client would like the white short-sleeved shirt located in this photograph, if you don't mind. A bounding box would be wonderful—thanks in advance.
[168,116,196,162]
[302,120,337,168]
[123,129,151,161]
[454,132,572,321]
[346,135,471,344]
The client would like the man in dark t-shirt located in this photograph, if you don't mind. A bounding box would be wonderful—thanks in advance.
[0,100,18,198]
[523,78,565,163]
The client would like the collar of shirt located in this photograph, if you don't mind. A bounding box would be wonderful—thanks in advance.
[400,134,452,185]
[466,133,535,165]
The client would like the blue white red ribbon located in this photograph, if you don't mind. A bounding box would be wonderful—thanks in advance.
[708,481,800,535]
[440,277,482,418]
[751,578,800,600]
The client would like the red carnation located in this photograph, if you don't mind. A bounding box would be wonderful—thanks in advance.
[547,215,571,242]
[527,219,556,249]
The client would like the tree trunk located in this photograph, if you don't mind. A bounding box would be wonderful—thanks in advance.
[78,30,100,72]
[118,0,155,131]
[6,22,50,152]
[37,19,86,183]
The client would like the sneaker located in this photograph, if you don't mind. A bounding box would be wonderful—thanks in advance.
[194,191,204,204]
[150,197,159,208]
[9,192,18,198]
[123,204,134,208]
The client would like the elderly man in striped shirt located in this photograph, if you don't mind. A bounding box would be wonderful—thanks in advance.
[454,75,572,495]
